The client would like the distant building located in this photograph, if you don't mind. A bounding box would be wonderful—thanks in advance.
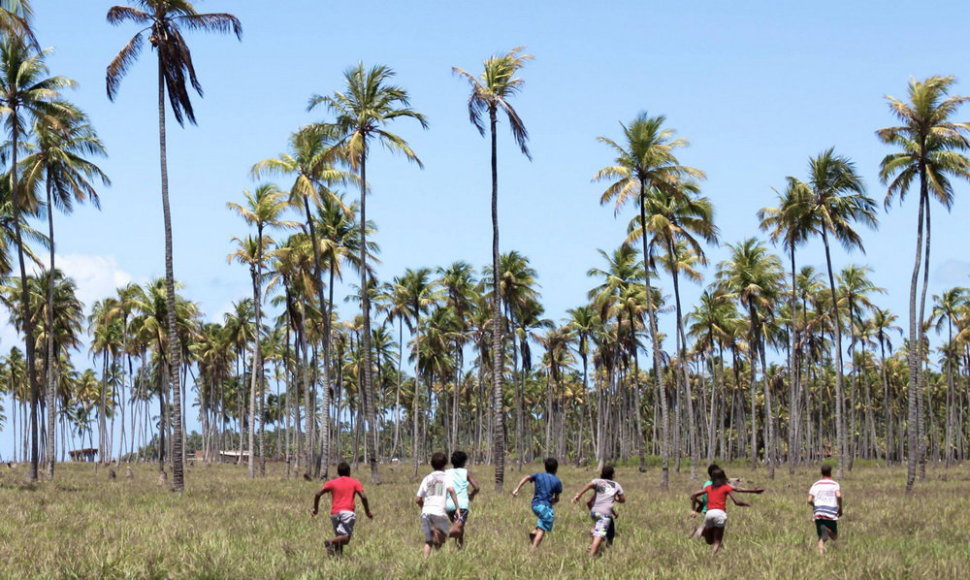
[69,448,98,462]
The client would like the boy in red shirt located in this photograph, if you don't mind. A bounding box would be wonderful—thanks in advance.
[312,462,373,555]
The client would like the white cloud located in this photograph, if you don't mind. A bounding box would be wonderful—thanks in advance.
[54,253,134,310]
[0,253,137,353]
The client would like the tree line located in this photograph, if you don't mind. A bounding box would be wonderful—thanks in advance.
[0,1,968,495]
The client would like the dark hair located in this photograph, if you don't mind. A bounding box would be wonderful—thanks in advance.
[544,457,559,474]
[600,464,615,480]
[821,463,833,477]
[710,467,728,488]
[337,462,351,477]
[431,452,448,471]
[707,464,720,478]
[451,451,468,468]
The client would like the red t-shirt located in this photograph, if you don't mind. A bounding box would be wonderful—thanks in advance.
[704,483,732,511]
[323,476,363,514]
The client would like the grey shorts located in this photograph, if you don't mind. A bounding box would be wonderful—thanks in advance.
[421,514,450,544]
[330,511,356,537]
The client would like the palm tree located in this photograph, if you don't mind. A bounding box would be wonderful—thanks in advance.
[21,104,109,477]
[801,148,877,478]
[0,1,36,48]
[227,183,294,477]
[595,112,704,488]
[630,185,718,480]
[106,0,241,492]
[453,48,531,489]
[717,238,784,476]
[877,75,970,491]
[929,288,966,467]
[310,63,427,483]
[389,267,438,474]
[759,179,814,472]
[0,37,75,481]
[252,126,354,478]
[870,306,902,463]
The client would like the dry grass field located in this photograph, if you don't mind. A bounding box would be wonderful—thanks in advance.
[1,460,968,578]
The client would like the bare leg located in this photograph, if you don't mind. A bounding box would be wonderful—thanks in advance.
[423,543,432,559]
[589,536,605,557]
[711,527,725,555]
[530,528,545,551]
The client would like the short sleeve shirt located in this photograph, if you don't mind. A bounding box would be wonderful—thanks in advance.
[531,473,563,508]
[590,478,624,515]
[809,478,840,520]
[445,468,470,511]
[417,471,452,517]
[704,483,732,512]
[322,476,363,514]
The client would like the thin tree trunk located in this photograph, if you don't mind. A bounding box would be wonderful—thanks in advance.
[489,107,506,491]
[905,187,927,492]
[821,227,846,480]
[638,180,669,488]
[157,57,184,492]
[358,142,381,484]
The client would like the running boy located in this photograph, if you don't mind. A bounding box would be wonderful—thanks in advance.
[808,463,842,554]
[689,467,751,554]
[311,461,373,555]
[416,452,460,559]
[445,450,480,549]
[572,464,625,557]
[690,463,763,539]
[512,457,563,551]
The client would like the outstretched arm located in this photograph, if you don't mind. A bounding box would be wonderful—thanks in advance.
[735,486,765,494]
[729,489,751,507]
[511,475,533,497]
[572,482,595,504]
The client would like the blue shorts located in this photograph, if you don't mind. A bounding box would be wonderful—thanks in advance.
[532,503,555,532]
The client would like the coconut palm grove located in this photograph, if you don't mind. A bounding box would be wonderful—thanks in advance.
[1,1,970,577]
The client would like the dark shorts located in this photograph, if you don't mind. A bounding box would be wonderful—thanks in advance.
[815,518,838,539]
[421,514,450,544]
[447,508,469,524]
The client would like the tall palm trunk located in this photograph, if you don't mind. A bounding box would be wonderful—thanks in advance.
[820,227,846,480]
[247,261,261,478]
[489,107,507,491]
[45,178,57,477]
[358,140,380,484]
[301,196,331,478]
[158,57,184,492]
[905,172,927,492]
[787,247,799,474]
[667,238,697,481]
[747,307,760,469]
[638,181,669,487]
[11,116,41,481]
[916,198,931,480]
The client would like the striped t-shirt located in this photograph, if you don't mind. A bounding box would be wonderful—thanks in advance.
[808,478,840,520]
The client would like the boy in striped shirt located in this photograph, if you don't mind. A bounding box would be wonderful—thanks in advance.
[807,463,842,554]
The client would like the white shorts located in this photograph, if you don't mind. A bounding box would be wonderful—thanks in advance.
[705,509,727,528]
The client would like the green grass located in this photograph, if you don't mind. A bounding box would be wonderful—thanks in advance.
[1,461,969,578]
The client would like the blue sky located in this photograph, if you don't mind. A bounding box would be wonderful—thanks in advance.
[2,0,970,456]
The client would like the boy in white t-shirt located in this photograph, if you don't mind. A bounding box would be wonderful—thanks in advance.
[572,464,625,557]
[807,463,843,554]
[416,452,460,559]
